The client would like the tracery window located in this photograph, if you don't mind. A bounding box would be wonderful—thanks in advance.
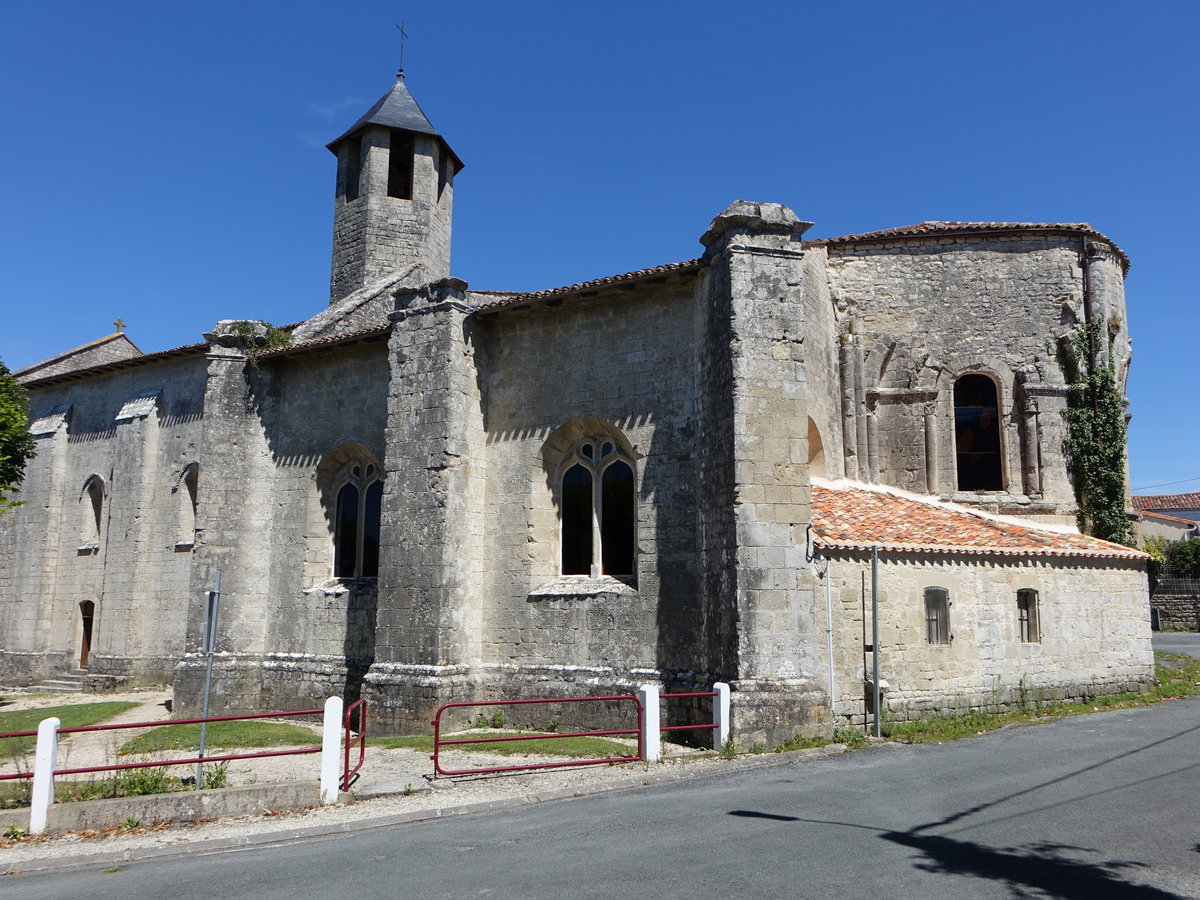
[333,462,383,578]
[560,438,636,579]
[954,373,1003,491]
[924,586,950,646]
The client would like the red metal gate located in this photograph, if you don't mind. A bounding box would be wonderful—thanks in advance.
[431,695,642,777]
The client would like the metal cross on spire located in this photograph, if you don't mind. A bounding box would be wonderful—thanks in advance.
[396,21,409,75]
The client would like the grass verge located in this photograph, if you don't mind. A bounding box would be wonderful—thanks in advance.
[371,730,634,758]
[881,651,1200,744]
[119,721,320,755]
[0,701,139,756]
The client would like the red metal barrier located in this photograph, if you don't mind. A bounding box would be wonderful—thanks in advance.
[659,690,719,741]
[0,707,325,782]
[431,695,642,777]
[342,698,367,790]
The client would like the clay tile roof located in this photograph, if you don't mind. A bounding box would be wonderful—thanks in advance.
[810,221,1129,274]
[1139,510,1199,526]
[1132,493,1200,511]
[472,259,705,313]
[812,484,1145,560]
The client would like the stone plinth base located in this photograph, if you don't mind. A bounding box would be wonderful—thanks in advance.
[173,652,370,717]
[363,662,832,747]
[728,678,831,748]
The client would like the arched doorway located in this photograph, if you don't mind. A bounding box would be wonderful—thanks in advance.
[79,601,95,669]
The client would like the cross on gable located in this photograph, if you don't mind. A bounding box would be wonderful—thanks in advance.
[113,317,126,334]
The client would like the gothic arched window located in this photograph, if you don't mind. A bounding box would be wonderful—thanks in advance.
[954,373,1003,491]
[334,462,383,578]
[560,439,636,579]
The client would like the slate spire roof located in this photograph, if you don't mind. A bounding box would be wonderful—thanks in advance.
[326,71,462,171]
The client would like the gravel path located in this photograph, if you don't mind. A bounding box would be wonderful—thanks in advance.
[3,688,823,871]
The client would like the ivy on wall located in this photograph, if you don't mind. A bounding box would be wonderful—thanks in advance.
[1058,324,1134,546]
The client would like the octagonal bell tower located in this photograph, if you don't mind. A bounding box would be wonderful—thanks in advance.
[327,71,463,304]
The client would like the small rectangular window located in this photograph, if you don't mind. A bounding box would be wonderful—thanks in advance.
[387,131,414,199]
[925,587,950,645]
[1018,589,1040,643]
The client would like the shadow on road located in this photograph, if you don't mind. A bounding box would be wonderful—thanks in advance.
[725,715,1200,898]
[728,809,799,822]
[881,832,1186,900]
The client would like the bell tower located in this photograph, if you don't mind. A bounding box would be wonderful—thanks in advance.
[327,71,463,304]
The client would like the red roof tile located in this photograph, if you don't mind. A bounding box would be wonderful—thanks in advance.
[1133,493,1200,511]
[1138,510,1199,526]
[812,484,1145,560]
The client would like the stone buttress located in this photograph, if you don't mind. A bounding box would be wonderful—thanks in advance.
[697,202,830,746]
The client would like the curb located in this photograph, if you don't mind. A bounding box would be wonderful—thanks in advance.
[1,743,850,876]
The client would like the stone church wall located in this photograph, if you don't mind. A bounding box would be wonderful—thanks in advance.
[826,234,1094,522]
[823,550,1153,725]
[472,277,703,702]
[174,340,390,715]
[799,245,843,480]
[0,356,208,687]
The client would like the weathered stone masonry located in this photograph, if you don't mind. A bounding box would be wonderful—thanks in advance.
[1,72,1152,746]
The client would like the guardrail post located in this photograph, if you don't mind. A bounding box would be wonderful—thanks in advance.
[638,684,660,762]
[320,696,344,804]
[30,716,60,835]
[713,682,730,749]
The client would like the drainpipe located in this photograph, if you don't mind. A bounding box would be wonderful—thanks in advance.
[872,545,881,738]
[823,556,835,729]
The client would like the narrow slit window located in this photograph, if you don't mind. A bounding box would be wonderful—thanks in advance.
[1017,589,1040,643]
[387,131,414,199]
[362,480,383,578]
[561,464,593,575]
[954,374,1003,491]
[437,148,450,199]
[601,460,635,576]
[925,587,950,645]
[83,477,104,544]
[334,483,359,578]
[344,138,361,202]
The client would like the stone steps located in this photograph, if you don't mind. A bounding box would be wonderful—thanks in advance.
[34,671,88,693]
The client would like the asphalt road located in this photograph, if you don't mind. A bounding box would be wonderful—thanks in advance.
[10,693,1200,900]
[1154,632,1200,659]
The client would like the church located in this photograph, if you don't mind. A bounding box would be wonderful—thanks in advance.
[0,70,1153,744]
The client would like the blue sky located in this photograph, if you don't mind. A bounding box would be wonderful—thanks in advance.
[1,1,1196,492]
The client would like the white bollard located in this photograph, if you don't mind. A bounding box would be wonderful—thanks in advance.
[638,684,660,763]
[29,716,60,835]
[319,696,344,805]
[713,682,731,750]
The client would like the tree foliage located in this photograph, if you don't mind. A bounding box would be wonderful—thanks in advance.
[0,359,37,512]
[1166,538,1200,577]
[1059,325,1133,545]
